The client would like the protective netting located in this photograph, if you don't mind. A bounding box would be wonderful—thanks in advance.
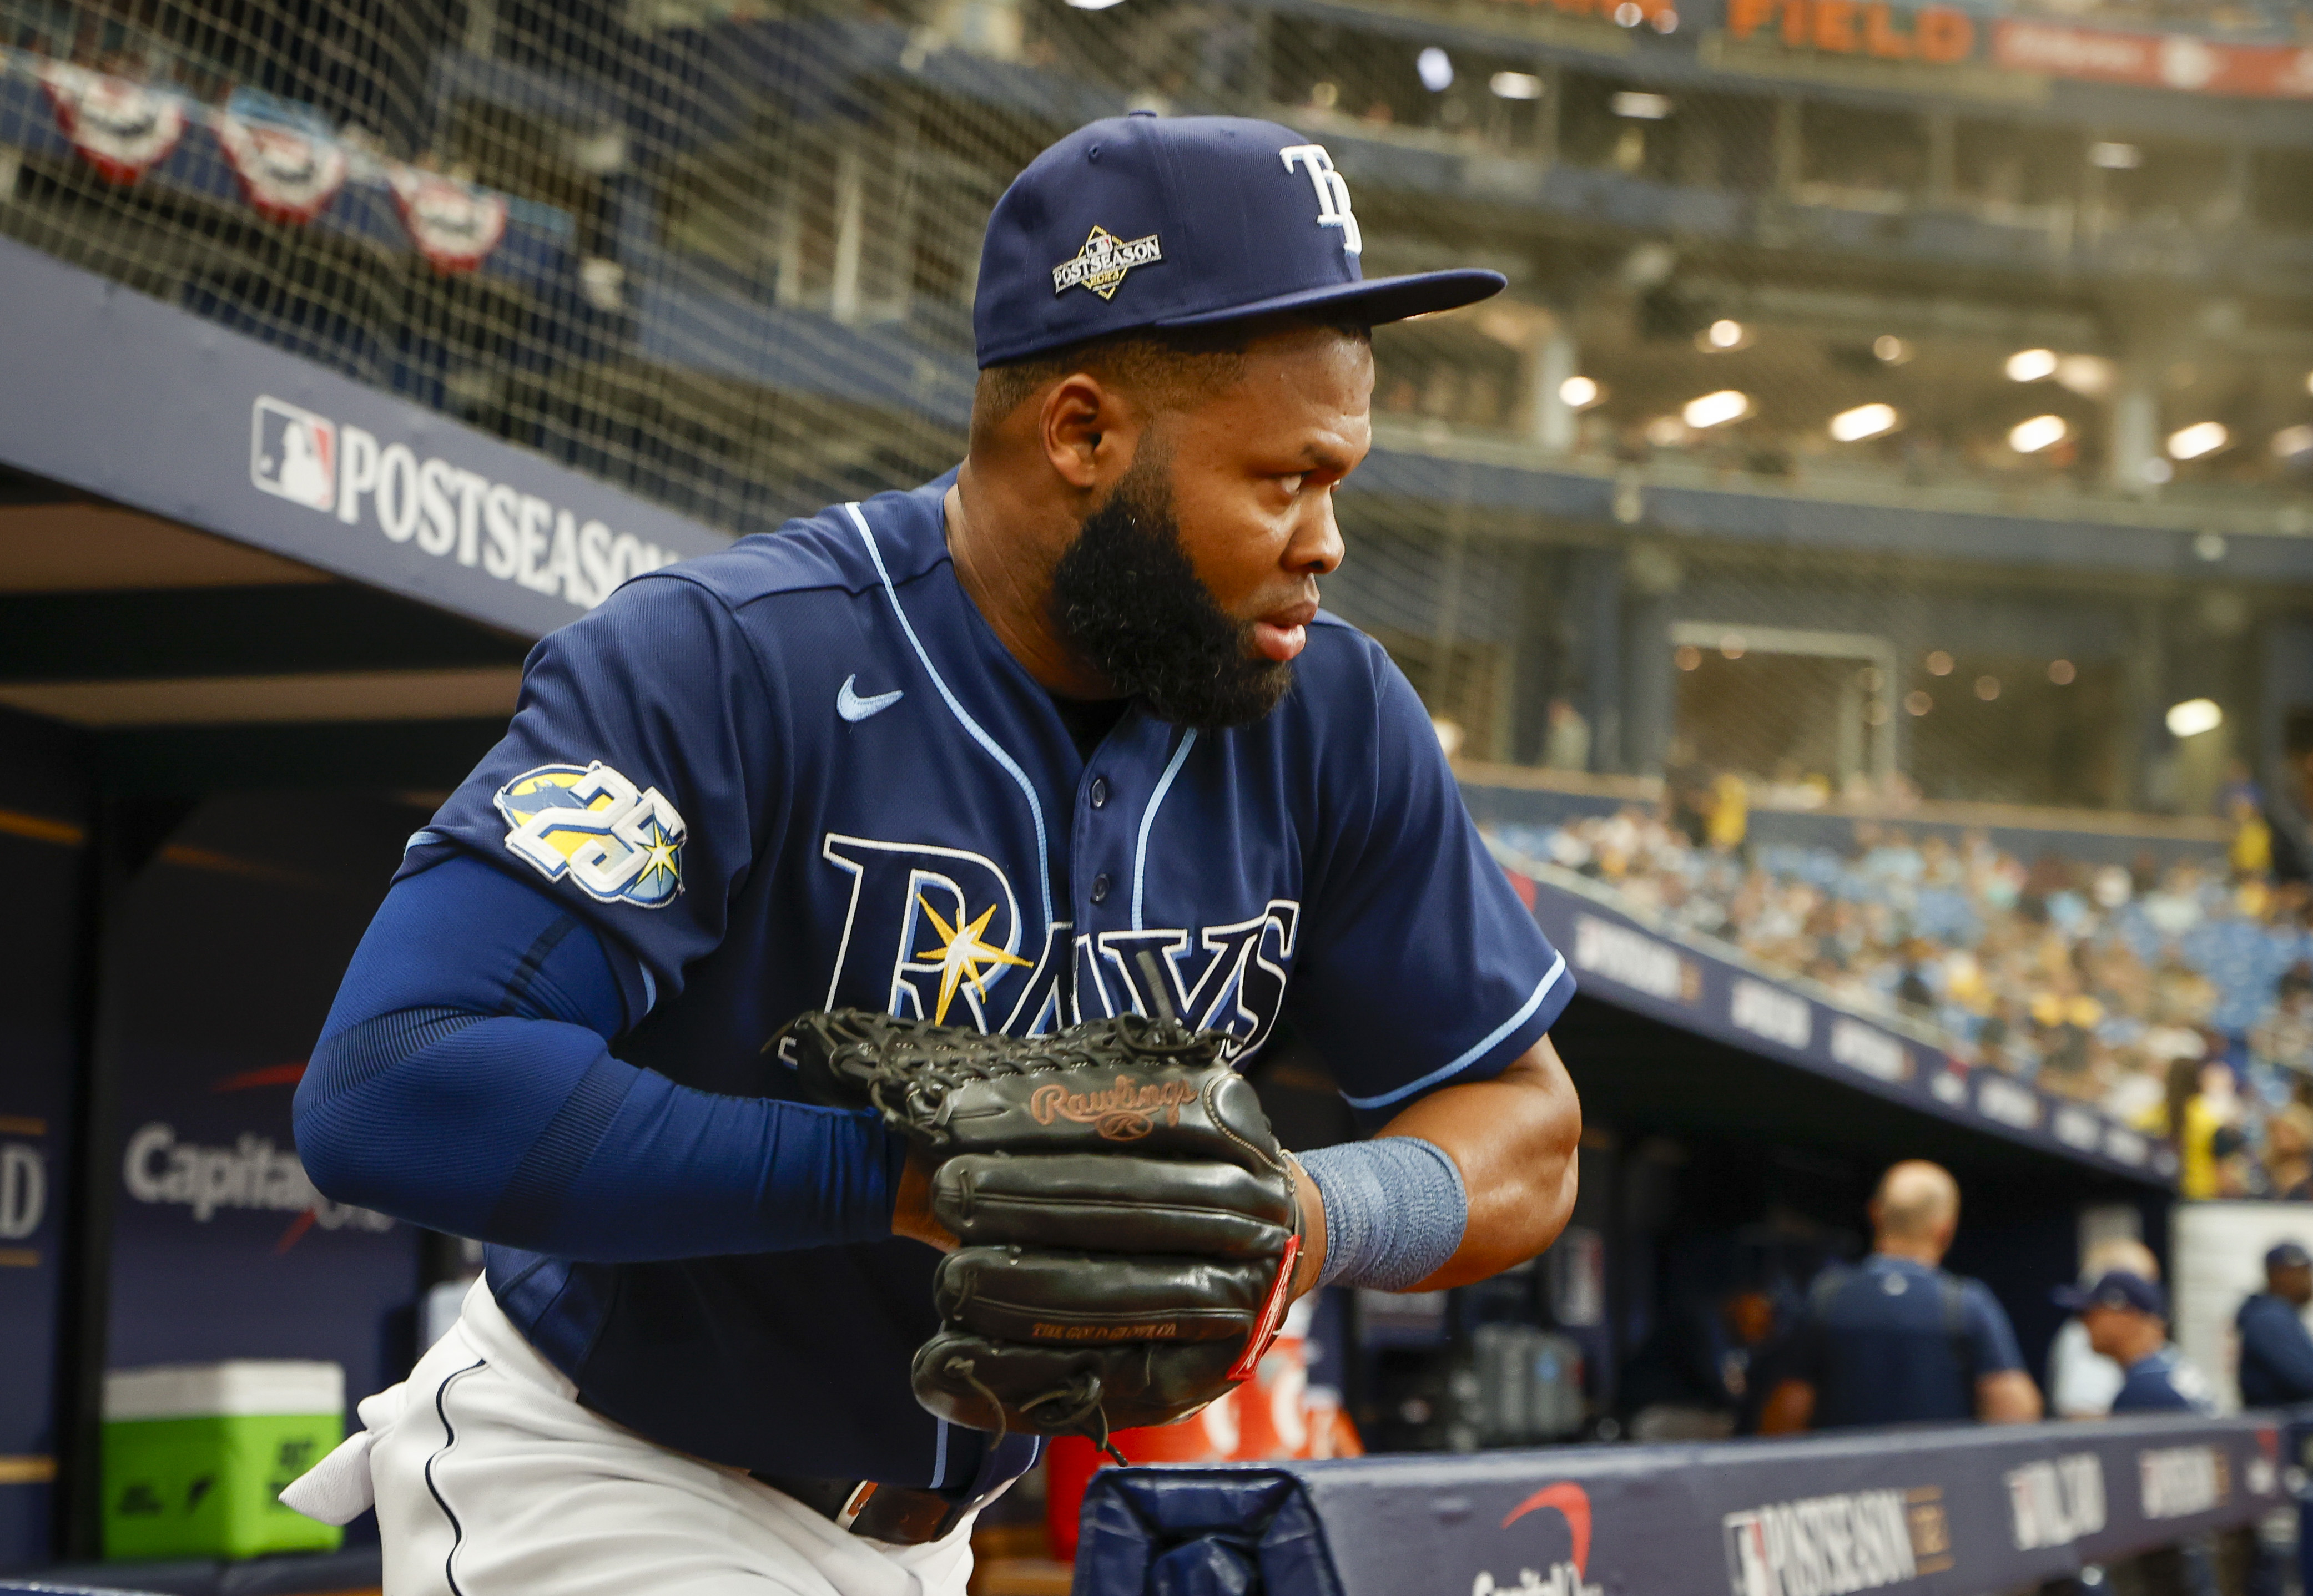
[4,0,2312,1185]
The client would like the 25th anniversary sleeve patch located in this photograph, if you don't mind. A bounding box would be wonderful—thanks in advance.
[495,761,687,907]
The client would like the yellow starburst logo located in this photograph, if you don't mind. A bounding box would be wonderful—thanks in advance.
[632,819,682,901]
[915,894,1033,1023]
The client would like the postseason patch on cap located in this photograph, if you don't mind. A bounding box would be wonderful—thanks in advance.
[1051,225,1162,301]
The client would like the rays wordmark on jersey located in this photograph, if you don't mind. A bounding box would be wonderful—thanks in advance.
[817,834,1298,1054]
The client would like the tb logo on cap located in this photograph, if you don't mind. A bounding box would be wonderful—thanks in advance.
[1279,144,1361,257]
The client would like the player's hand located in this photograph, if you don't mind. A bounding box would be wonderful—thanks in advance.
[891,1147,959,1253]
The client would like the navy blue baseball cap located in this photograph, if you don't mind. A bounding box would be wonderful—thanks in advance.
[972,113,1505,368]
[2267,1241,2311,1270]
[2054,1270,2167,1317]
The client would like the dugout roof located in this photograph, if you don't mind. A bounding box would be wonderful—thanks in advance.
[0,236,727,795]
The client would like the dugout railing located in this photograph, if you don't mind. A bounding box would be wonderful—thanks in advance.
[1077,1411,2298,1596]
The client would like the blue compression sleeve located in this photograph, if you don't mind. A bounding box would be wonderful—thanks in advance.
[1299,1137,1467,1291]
[294,853,908,1261]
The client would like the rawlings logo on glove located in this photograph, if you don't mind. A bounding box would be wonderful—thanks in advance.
[1029,1074,1199,1139]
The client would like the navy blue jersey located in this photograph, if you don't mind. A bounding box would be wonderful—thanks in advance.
[393,472,1570,1484]
[2236,1293,2313,1406]
[2113,1347,2216,1415]
[1790,1255,2025,1429]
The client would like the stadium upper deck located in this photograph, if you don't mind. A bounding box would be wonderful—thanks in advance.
[1,0,2309,796]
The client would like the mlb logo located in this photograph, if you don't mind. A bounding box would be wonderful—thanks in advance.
[1722,1513,1772,1596]
[250,395,336,511]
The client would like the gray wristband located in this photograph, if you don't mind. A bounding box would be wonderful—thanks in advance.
[1298,1137,1468,1292]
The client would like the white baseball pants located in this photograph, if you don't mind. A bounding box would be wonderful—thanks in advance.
[280,1280,978,1596]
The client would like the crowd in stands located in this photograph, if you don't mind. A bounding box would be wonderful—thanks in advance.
[1491,792,2313,1201]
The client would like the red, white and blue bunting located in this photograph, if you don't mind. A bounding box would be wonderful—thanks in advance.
[215,113,349,226]
[385,164,510,275]
[39,61,184,185]
[8,51,512,275]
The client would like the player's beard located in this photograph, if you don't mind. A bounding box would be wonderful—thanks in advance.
[1049,449,1296,730]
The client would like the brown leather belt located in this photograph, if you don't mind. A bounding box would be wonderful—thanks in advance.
[751,1471,976,1546]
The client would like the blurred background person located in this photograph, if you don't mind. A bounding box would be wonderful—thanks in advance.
[1541,696,1590,774]
[2049,1239,2162,1419]
[1624,1281,1785,1441]
[1760,1160,2040,1432]
[2060,1270,2213,1415]
[2236,1242,2313,1408]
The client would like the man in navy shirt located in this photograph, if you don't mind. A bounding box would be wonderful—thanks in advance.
[1761,1161,2040,1431]
[2235,1242,2313,1407]
[2059,1271,2215,1415]
[280,114,1581,1595]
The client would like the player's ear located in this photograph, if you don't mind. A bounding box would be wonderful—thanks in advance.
[1040,372,1141,492]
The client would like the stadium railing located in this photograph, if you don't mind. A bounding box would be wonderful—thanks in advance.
[1077,1411,2296,1596]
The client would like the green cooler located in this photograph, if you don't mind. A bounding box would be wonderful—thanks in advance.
[102,1360,346,1560]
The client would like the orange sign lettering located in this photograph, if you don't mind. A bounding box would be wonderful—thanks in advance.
[1729,0,1976,62]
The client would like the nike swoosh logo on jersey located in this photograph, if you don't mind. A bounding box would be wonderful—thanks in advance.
[836,675,905,722]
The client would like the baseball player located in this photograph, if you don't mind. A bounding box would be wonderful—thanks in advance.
[285,113,1581,1595]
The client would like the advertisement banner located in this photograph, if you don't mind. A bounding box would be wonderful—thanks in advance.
[1709,0,2313,98]
[0,743,84,1569]
[102,796,424,1462]
[0,236,730,644]
[0,809,82,1554]
[1082,1414,2287,1596]
[1992,21,2313,97]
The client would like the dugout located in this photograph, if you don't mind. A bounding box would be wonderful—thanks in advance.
[1271,830,2177,1454]
[0,240,729,1575]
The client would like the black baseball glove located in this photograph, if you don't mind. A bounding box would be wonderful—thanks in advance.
[777,1007,1302,1454]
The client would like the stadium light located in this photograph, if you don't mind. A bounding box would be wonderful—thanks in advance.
[1926,651,1953,676]
[2165,698,2223,739]
[1611,91,1673,119]
[2088,141,2143,170]
[1830,403,1899,442]
[2274,425,2313,459]
[1682,390,1750,428]
[2167,421,2229,460]
[1417,48,1454,91]
[1873,335,1911,364]
[2008,414,2067,453]
[1704,319,1745,350]
[2054,355,2115,398]
[2005,349,2059,382]
[1490,70,1544,100]
[2048,659,2077,685]
[1559,375,1601,408]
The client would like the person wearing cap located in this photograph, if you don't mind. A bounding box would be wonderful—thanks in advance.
[2235,1241,2313,1407]
[2049,1239,2162,1418]
[286,114,1582,1595]
[2058,1271,2215,1415]
[1760,1160,2042,1432]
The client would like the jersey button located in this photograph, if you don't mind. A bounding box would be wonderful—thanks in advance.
[1089,872,1111,905]
[1089,776,1110,809]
